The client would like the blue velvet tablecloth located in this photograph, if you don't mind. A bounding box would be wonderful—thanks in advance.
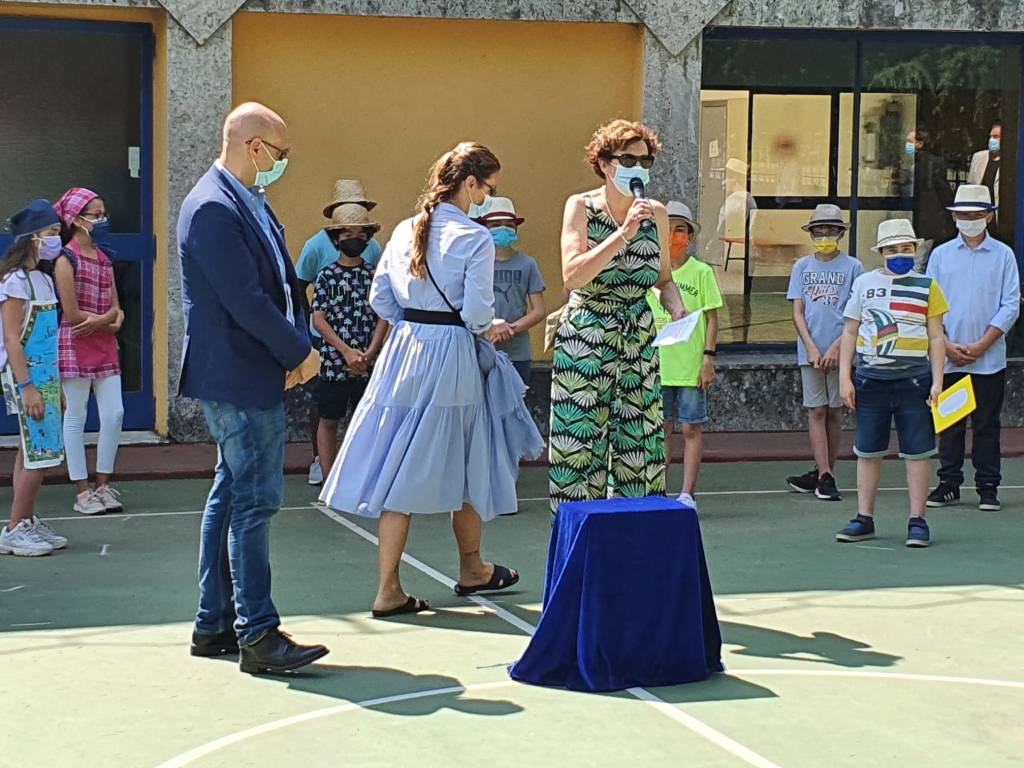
[510,496,722,692]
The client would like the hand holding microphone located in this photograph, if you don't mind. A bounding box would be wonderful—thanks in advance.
[628,177,656,234]
[620,197,654,240]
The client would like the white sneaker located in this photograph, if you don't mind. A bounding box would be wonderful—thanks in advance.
[32,516,68,550]
[74,490,107,516]
[95,485,124,513]
[0,520,55,557]
[677,491,697,510]
[308,458,323,486]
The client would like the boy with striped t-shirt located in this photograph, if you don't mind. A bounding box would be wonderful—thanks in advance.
[837,220,947,548]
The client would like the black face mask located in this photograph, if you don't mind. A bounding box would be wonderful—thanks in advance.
[337,237,369,258]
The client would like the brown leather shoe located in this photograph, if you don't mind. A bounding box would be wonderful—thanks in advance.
[239,629,328,675]
[190,629,239,657]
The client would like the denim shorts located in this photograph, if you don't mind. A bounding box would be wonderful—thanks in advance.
[663,385,708,425]
[854,372,936,460]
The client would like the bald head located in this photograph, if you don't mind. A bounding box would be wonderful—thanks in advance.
[219,102,289,186]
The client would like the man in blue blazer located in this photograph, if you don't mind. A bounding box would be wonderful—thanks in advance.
[178,102,327,674]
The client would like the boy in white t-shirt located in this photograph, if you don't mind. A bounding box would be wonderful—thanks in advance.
[836,219,947,548]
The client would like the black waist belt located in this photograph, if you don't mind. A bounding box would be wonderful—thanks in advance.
[403,309,464,327]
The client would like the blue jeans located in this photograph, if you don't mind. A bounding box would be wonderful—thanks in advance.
[195,400,286,646]
[853,373,936,460]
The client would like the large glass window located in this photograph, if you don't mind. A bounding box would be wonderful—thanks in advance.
[701,32,1021,347]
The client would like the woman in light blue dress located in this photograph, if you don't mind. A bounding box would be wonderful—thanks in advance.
[320,143,523,617]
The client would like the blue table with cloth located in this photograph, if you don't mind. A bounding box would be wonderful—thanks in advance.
[510,496,722,692]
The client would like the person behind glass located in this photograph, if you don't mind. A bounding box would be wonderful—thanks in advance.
[836,219,947,548]
[646,201,722,511]
[968,120,1001,213]
[178,102,326,673]
[473,196,546,386]
[296,179,383,487]
[320,142,522,617]
[785,205,864,502]
[52,188,125,517]
[312,203,388,477]
[903,129,955,249]
[0,201,68,557]
[925,185,1020,512]
[549,120,686,515]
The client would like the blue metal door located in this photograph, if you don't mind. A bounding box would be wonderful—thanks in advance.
[0,17,155,432]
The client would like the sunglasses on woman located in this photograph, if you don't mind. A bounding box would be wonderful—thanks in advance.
[611,153,655,169]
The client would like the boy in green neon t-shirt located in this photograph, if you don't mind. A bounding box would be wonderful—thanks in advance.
[646,201,723,510]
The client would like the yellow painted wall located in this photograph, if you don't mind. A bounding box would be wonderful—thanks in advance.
[2,3,170,434]
[233,12,644,359]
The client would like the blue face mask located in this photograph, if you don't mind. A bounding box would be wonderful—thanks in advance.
[253,143,288,188]
[989,137,1001,153]
[490,226,518,248]
[612,163,651,197]
[885,255,915,275]
[904,142,917,157]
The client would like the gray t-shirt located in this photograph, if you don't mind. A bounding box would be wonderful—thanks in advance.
[493,251,546,361]
[786,252,863,366]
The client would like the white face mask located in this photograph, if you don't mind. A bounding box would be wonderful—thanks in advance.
[956,218,988,238]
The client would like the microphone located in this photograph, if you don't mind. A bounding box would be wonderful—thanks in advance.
[628,177,655,231]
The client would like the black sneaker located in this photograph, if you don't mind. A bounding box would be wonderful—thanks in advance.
[978,486,1001,512]
[815,472,842,501]
[786,466,819,493]
[926,482,960,508]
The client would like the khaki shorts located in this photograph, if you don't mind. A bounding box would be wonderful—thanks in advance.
[800,365,842,409]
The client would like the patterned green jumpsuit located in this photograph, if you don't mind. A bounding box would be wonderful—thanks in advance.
[548,194,665,514]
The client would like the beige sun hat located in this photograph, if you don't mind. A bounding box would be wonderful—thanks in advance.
[802,203,849,232]
[324,203,380,234]
[323,179,377,218]
[871,218,923,253]
[666,200,701,235]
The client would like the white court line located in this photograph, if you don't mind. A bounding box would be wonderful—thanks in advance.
[728,668,1024,690]
[318,507,780,768]
[39,505,316,524]
[153,681,515,768]
[1,585,25,593]
[11,621,50,627]
[99,544,110,557]
[519,483,1024,503]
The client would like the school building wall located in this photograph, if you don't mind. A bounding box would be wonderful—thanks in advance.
[11,0,1024,442]
[231,10,644,362]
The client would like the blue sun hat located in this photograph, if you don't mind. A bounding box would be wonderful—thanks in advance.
[7,199,60,241]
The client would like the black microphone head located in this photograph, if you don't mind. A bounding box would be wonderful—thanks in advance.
[629,176,645,197]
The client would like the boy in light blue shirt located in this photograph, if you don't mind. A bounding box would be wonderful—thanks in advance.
[925,185,1020,512]
[786,204,863,502]
[296,179,383,486]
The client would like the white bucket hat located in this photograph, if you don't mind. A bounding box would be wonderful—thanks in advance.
[473,196,524,225]
[947,184,996,212]
[666,201,701,235]
[802,203,849,232]
[871,218,923,253]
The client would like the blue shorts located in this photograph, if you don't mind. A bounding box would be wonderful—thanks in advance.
[854,372,936,460]
[663,386,708,425]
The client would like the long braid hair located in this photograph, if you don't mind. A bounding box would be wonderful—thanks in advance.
[410,142,500,278]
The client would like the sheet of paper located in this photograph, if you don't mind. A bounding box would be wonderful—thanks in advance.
[652,309,703,348]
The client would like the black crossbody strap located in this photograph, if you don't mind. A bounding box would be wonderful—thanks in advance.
[424,261,461,316]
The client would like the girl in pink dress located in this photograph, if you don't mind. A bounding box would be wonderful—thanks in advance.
[53,188,125,516]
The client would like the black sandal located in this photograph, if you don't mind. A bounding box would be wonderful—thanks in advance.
[454,565,520,596]
[372,596,430,618]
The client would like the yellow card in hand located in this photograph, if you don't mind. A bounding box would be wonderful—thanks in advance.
[931,375,976,433]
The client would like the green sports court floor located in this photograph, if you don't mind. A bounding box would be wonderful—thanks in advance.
[2,461,1022,767]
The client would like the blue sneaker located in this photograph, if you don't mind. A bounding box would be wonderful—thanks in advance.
[906,517,930,548]
[836,514,875,542]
